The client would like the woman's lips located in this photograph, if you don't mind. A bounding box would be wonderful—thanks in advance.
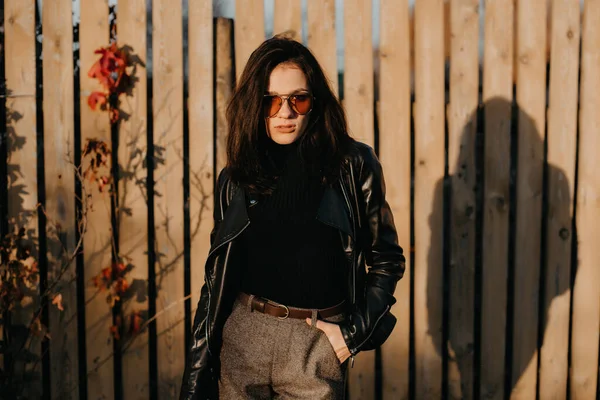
[274,124,296,133]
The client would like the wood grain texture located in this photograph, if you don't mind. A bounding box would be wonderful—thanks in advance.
[343,0,374,148]
[344,1,375,398]
[273,0,302,41]
[481,2,514,399]
[570,2,600,399]
[234,0,265,83]
[152,0,185,397]
[188,0,213,362]
[215,18,234,175]
[4,1,41,398]
[79,1,114,398]
[378,1,411,399]
[42,0,79,398]
[307,0,338,96]
[118,0,150,397]
[413,1,445,398]
[539,1,580,399]
[512,1,548,398]
[447,1,479,398]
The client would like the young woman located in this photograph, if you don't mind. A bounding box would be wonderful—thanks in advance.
[180,36,405,400]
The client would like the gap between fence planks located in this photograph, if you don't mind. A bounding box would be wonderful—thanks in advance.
[42,0,80,398]
[79,1,114,398]
[413,1,445,398]
[539,1,580,398]
[4,1,41,398]
[118,0,150,398]
[378,1,411,399]
[152,0,185,397]
[481,1,514,399]
[570,1,600,399]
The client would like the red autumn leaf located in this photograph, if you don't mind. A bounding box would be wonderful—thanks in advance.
[88,92,108,110]
[92,274,102,288]
[113,262,127,276]
[109,108,120,123]
[52,293,64,311]
[102,266,112,280]
[98,176,111,192]
[89,43,127,92]
[110,324,120,340]
[129,311,143,335]
[87,59,111,89]
[31,261,39,275]
[114,278,129,296]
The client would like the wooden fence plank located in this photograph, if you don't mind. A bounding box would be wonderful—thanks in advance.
[344,0,375,398]
[481,1,514,399]
[343,0,374,149]
[118,0,150,397]
[215,18,234,175]
[4,1,41,398]
[273,0,302,41]
[512,1,548,398]
[413,1,445,398]
[234,0,264,83]
[378,1,411,399]
[307,0,337,96]
[447,1,479,398]
[152,0,185,397]
[188,0,213,365]
[42,0,79,398]
[570,1,600,398]
[79,1,113,398]
[539,1,580,398]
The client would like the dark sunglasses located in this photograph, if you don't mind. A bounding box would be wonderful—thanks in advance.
[263,93,314,118]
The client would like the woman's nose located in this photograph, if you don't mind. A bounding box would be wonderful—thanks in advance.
[277,98,295,118]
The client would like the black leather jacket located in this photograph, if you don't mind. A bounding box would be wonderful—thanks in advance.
[180,141,405,399]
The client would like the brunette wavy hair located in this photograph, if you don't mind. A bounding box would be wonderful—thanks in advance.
[225,36,353,195]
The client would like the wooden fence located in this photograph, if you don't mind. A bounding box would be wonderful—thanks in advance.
[1,0,598,399]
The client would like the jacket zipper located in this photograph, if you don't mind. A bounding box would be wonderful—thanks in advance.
[338,177,356,305]
[339,165,358,367]
[205,177,229,356]
[204,220,250,355]
[352,304,391,352]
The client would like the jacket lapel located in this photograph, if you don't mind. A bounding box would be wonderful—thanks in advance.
[211,176,355,252]
[316,181,354,240]
[210,183,250,251]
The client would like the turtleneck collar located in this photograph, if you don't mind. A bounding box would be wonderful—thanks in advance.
[266,137,301,171]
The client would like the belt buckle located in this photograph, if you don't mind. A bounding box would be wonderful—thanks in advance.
[276,304,290,320]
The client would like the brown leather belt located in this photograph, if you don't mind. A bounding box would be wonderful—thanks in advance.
[237,292,346,320]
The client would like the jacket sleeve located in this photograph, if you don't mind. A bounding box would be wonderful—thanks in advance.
[340,145,406,355]
[179,169,228,400]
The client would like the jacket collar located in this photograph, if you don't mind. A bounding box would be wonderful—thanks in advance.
[210,183,249,250]
[316,182,354,239]
[211,178,354,252]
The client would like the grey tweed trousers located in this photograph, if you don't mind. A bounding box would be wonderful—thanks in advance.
[218,297,349,399]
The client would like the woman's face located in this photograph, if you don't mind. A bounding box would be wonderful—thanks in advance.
[265,63,310,145]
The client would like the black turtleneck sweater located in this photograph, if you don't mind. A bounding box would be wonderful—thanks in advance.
[239,139,348,308]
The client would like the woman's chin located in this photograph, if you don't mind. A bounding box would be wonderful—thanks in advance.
[269,132,299,145]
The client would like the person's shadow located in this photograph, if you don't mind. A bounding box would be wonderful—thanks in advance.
[426,96,576,399]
